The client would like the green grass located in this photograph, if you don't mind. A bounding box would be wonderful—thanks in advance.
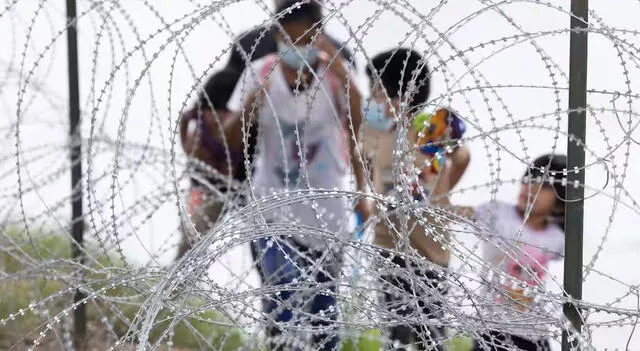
[0,228,244,349]
[445,335,473,351]
[342,330,472,351]
[0,228,474,350]
[342,329,381,351]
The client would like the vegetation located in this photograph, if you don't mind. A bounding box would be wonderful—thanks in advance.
[0,228,471,350]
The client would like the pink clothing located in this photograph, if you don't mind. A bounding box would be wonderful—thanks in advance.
[473,201,564,336]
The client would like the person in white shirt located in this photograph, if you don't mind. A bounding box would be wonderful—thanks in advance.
[441,154,566,351]
[362,48,470,350]
[220,1,373,350]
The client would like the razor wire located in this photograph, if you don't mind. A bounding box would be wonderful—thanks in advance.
[1,0,640,350]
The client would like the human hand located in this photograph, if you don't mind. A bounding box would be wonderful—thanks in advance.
[446,143,470,166]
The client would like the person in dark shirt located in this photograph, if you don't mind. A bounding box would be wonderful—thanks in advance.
[226,0,355,73]
[176,67,258,260]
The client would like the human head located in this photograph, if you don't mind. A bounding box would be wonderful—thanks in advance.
[274,0,324,70]
[198,67,242,117]
[364,48,431,131]
[518,154,568,230]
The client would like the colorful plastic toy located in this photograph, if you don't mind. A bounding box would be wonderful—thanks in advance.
[413,108,466,173]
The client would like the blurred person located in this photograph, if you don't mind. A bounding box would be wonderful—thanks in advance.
[176,67,259,260]
[362,48,470,350]
[219,1,373,350]
[440,154,566,351]
[226,0,355,73]
[224,0,357,278]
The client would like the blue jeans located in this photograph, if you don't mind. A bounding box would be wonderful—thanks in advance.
[252,236,341,351]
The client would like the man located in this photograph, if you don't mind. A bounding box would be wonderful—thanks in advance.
[221,1,373,349]
[223,0,355,273]
[226,0,355,73]
[362,48,470,350]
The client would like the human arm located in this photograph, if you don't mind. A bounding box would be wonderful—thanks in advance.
[420,145,469,194]
[344,80,374,221]
[429,173,475,221]
[548,235,565,261]
[410,107,472,212]
[346,86,372,216]
[179,108,227,168]
[316,34,374,222]
[222,96,261,152]
[423,147,475,221]
[446,144,470,190]
[222,63,267,165]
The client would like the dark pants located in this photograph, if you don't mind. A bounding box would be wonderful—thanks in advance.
[251,237,341,351]
[250,240,264,282]
[379,252,447,351]
[472,331,550,351]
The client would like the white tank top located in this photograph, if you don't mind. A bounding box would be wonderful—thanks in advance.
[228,56,354,249]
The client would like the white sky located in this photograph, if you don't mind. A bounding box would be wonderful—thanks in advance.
[1,0,640,349]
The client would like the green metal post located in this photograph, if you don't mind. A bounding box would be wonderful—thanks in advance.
[563,0,588,350]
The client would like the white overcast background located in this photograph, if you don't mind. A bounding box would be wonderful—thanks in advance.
[1,0,640,349]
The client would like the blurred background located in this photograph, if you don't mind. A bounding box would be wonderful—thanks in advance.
[1,0,639,349]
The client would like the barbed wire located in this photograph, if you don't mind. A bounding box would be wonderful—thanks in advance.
[1,0,640,350]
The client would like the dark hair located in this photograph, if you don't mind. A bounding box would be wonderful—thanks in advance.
[366,48,431,110]
[198,67,242,111]
[275,0,323,26]
[523,153,568,231]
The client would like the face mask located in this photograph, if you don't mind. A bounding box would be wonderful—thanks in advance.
[364,101,394,131]
[277,41,319,70]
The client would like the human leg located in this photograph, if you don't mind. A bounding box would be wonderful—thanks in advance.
[378,252,449,351]
[305,249,342,351]
[257,236,307,351]
[413,269,448,351]
[471,330,550,351]
[413,310,446,351]
[508,334,551,351]
[471,331,503,351]
[250,239,264,284]
[176,187,223,260]
[379,252,416,351]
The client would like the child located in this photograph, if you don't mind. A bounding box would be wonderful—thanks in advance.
[443,154,566,351]
[221,1,372,349]
[227,0,354,73]
[177,67,258,260]
[363,48,470,350]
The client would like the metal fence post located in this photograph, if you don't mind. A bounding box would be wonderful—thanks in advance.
[65,0,86,348]
[563,0,588,350]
